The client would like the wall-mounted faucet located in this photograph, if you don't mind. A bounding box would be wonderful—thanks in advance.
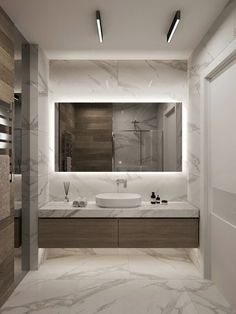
[116,179,127,192]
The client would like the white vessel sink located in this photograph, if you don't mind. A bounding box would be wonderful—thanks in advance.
[96,193,142,208]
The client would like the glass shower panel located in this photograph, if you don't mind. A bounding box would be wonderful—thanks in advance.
[141,130,163,171]
[113,131,141,171]
[113,130,163,171]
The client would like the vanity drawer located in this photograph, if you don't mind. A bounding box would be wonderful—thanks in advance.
[38,218,118,248]
[118,218,199,248]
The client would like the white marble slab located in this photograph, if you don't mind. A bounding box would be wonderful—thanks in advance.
[39,201,199,218]
[1,249,235,314]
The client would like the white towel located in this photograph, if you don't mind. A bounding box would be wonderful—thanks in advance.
[72,197,88,208]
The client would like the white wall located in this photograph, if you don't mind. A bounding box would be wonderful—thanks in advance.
[48,60,188,202]
[209,59,236,310]
[188,0,236,308]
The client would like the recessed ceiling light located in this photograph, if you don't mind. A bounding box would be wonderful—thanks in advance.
[167,10,181,43]
[96,10,103,43]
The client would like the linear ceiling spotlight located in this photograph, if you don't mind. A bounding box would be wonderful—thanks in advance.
[167,10,181,43]
[96,10,103,43]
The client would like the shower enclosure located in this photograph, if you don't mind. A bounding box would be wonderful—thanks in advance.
[112,129,163,171]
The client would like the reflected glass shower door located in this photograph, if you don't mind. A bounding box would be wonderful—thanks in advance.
[141,130,163,171]
[113,131,141,171]
[113,130,163,171]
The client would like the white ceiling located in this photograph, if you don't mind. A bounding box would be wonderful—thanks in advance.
[0,0,229,60]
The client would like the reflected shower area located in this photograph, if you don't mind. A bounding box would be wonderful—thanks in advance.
[55,102,182,172]
[112,130,163,171]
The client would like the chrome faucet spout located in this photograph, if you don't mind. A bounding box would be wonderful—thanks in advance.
[116,179,127,191]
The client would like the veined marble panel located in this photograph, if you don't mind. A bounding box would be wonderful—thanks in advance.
[113,103,158,131]
[187,173,200,209]
[22,44,39,270]
[1,249,235,314]
[39,201,199,218]
[49,60,187,206]
[49,172,187,202]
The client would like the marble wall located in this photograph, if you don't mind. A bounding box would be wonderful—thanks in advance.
[38,48,49,208]
[49,60,187,202]
[21,44,39,270]
[21,45,49,270]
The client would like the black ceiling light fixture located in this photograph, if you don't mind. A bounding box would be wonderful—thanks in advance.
[167,10,181,43]
[96,10,103,43]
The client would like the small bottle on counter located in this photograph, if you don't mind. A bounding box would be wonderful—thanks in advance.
[161,200,168,205]
[150,192,156,204]
[156,194,160,204]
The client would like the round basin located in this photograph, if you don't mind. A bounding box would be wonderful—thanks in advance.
[96,193,142,208]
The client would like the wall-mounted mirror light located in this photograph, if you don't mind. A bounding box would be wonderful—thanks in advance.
[54,102,182,172]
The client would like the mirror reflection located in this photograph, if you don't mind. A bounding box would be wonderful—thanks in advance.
[55,103,182,172]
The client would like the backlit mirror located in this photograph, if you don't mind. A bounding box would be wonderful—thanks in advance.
[55,103,182,172]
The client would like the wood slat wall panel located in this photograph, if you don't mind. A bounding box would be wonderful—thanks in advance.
[0,80,13,104]
[0,6,15,307]
[0,7,14,106]
[0,63,14,87]
[0,29,14,57]
[0,7,14,39]
[0,216,14,307]
[0,46,14,71]
[59,103,113,171]
[74,104,112,171]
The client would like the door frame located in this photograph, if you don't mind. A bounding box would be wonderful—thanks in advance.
[201,38,236,278]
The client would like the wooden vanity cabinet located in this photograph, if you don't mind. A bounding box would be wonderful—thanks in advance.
[38,217,199,248]
[38,218,118,248]
[118,218,199,248]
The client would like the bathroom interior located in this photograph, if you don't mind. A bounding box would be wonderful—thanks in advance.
[0,0,236,313]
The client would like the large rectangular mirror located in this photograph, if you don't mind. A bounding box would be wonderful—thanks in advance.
[55,103,182,172]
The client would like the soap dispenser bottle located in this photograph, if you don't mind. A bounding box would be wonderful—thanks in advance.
[151,192,156,204]
[156,194,160,204]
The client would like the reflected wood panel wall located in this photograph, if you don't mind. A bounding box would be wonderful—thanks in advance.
[59,103,113,171]
[74,104,112,171]
[0,6,14,307]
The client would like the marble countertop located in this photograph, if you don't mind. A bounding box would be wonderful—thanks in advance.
[39,201,199,218]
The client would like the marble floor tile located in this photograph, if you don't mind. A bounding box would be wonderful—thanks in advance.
[57,254,130,280]
[182,280,236,314]
[0,279,78,314]
[24,255,89,280]
[69,279,187,314]
[25,254,130,281]
[46,248,120,259]
[128,250,201,280]
[1,249,235,314]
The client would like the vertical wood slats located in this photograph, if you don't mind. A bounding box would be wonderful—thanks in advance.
[0,5,15,307]
[0,7,14,105]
